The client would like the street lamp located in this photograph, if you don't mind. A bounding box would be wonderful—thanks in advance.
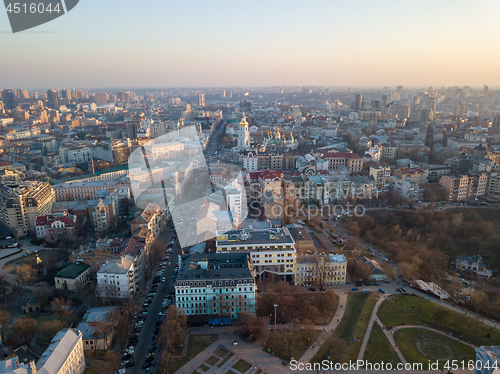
[274,304,278,334]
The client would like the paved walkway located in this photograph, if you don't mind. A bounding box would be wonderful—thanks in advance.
[357,296,385,361]
[296,292,348,364]
[377,320,407,364]
[389,325,477,348]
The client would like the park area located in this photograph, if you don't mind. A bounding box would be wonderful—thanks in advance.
[378,295,500,347]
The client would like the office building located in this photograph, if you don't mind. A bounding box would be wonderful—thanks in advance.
[323,152,363,174]
[198,93,205,107]
[355,94,363,111]
[1,89,15,109]
[47,89,59,110]
[216,227,296,282]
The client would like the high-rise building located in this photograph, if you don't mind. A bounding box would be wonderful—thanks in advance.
[355,94,363,111]
[47,89,60,109]
[198,93,205,107]
[227,90,233,98]
[381,94,390,107]
[239,100,251,112]
[61,89,72,100]
[1,89,15,109]
[117,91,130,102]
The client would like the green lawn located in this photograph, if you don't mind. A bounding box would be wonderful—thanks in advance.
[232,359,252,373]
[378,295,500,346]
[206,355,220,366]
[394,328,476,368]
[215,348,228,357]
[198,363,210,372]
[265,328,320,361]
[5,250,62,268]
[363,323,400,364]
[312,292,377,363]
[187,334,218,358]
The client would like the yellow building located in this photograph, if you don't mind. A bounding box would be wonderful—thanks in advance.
[294,254,347,287]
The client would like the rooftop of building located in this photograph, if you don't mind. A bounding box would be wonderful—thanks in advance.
[36,328,83,374]
[77,307,119,340]
[176,252,254,283]
[97,255,134,274]
[54,262,90,280]
[216,228,294,247]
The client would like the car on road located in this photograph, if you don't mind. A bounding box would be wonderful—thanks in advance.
[351,287,359,291]
[378,288,386,293]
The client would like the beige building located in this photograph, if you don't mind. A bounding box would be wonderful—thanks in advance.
[130,203,164,239]
[294,254,347,286]
[54,262,92,291]
[323,152,363,175]
[439,173,488,201]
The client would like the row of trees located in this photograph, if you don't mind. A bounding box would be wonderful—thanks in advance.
[256,281,337,325]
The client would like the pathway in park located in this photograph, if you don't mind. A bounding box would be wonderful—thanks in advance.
[296,292,348,364]
[357,295,386,361]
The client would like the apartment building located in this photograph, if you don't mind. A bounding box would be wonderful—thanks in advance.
[59,144,93,163]
[130,203,164,239]
[97,255,137,298]
[175,252,256,321]
[323,152,363,174]
[0,181,55,238]
[216,227,296,283]
[86,198,117,233]
[393,167,427,184]
[439,172,488,201]
[369,166,391,194]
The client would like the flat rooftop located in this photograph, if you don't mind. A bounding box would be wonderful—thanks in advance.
[216,228,294,247]
[54,262,90,280]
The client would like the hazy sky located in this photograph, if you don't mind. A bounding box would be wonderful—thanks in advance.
[1,0,500,89]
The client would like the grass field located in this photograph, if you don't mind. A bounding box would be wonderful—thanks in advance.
[363,323,400,364]
[187,334,218,358]
[4,250,63,268]
[378,295,500,346]
[232,359,252,373]
[394,328,476,368]
[266,328,320,361]
[312,292,377,363]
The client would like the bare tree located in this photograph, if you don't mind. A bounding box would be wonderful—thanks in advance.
[158,306,186,374]
[50,297,73,322]
[0,309,11,343]
[13,317,37,349]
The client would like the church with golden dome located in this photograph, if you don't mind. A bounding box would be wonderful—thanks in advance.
[237,112,251,151]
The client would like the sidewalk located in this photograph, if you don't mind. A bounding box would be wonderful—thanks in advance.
[296,292,348,364]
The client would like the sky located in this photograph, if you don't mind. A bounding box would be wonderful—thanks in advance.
[1,0,500,90]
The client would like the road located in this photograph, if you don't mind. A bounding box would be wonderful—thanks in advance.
[127,222,182,374]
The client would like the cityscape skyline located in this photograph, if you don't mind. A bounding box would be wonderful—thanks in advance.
[2,0,500,89]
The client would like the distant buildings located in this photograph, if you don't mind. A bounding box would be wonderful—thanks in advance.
[455,254,492,278]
